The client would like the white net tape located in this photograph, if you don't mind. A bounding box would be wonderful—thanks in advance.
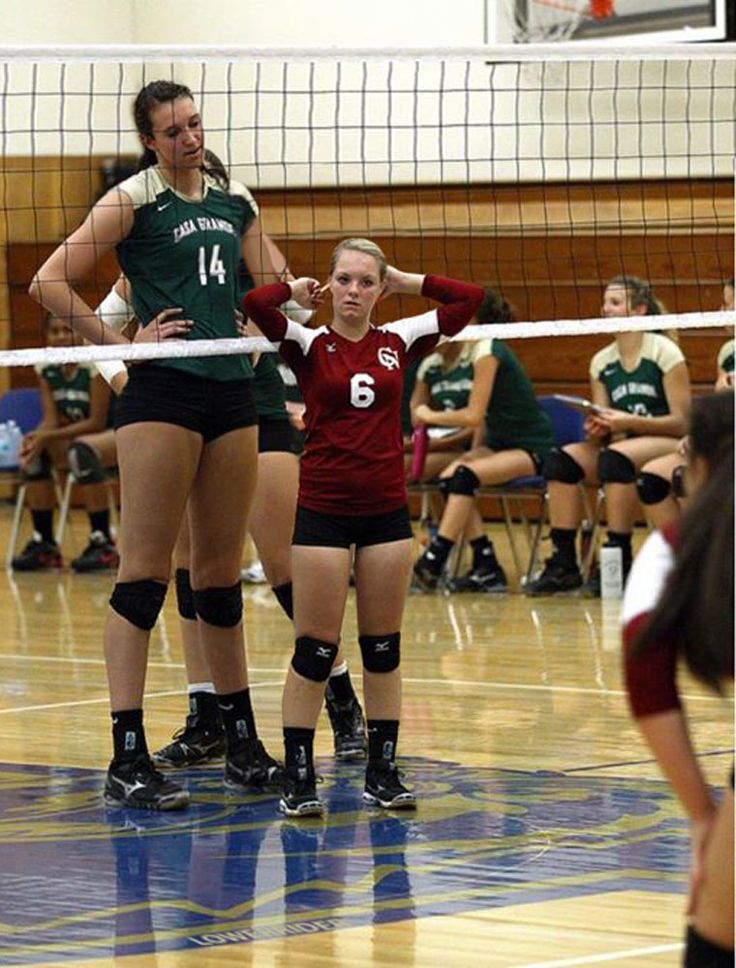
[0,311,730,369]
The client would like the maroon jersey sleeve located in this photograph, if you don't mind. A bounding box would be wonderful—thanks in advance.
[242,282,318,372]
[422,275,485,337]
[621,527,681,718]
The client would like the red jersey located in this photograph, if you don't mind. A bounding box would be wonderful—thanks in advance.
[622,526,680,718]
[243,276,483,515]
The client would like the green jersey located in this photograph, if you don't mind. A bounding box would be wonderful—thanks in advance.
[590,333,684,418]
[37,363,94,424]
[417,339,553,456]
[482,341,554,456]
[252,354,289,422]
[116,166,258,382]
[718,338,734,376]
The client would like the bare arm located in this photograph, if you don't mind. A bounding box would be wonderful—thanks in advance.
[241,219,284,288]
[29,189,134,345]
[591,362,691,438]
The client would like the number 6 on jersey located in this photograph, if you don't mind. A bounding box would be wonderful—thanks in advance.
[350,373,375,408]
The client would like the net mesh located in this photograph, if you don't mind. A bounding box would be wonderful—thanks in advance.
[0,45,733,378]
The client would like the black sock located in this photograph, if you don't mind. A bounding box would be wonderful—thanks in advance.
[605,531,633,573]
[89,508,111,539]
[367,719,400,763]
[189,689,221,728]
[31,509,54,544]
[111,708,147,762]
[422,534,454,574]
[217,688,256,753]
[470,535,496,570]
[283,726,315,777]
[272,581,294,619]
[326,666,356,704]
[550,527,577,568]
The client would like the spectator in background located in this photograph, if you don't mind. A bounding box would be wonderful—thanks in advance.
[526,276,690,596]
[12,313,118,572]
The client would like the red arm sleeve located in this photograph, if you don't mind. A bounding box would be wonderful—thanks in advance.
[623,612,682,718]
[421,275,484,337]
[242,282,292,342]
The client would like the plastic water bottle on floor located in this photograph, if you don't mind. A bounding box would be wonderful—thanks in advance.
[599,545,623,599]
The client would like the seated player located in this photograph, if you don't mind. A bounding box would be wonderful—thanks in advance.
[11,313,118,572]
[526,276,691,596]
[413,289,554,592]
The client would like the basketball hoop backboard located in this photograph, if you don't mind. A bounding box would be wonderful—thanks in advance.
[495,0,732,44]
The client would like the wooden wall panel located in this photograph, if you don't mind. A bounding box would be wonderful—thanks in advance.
[3,168,732,392]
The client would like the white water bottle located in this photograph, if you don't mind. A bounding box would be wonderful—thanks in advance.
[0,423,12,469]
[7,421,22,467]
[599,545,623,599]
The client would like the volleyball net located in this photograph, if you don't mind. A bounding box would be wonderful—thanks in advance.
[0,43,733,373]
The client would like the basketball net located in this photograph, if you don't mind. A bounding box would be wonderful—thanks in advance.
[513,0,615,43]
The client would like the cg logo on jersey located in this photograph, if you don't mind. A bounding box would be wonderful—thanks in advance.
[378,347,400,370]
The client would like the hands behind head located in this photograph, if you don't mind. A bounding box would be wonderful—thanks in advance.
[289,278,325,310]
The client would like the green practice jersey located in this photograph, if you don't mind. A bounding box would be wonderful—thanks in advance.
[590,333,684,418]
[718,338,734,376]
[116,166,257,381]
[37,363,94,424]
[417,339,553,456]
[252,354,289,422]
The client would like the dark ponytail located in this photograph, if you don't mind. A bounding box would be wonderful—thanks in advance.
[133,80,194,171]
[476,287,516,325]
[202,149,230,191]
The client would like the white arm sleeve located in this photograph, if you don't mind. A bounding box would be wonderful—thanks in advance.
[94,286,134,386]
[383,310,439,351]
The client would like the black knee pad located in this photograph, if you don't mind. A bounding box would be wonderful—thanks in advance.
[671,464,687,499]
[359,632,401,673]
[110,579,167,631]
[542,448,584,484]
[436,476,452,498]
[291,636,338,683]
[68,441,106,483]
[447,465,481,497]
[22,450,52,482]
[174,568,197,620]
[636,471,671,505]
[598,448,637,485]
[193,583,243,627]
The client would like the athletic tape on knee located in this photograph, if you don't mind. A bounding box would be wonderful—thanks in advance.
[174,568,197,620]
[110,579,167,631]
[447,465,481,497]
[22,450,52,482]
[671,464,687,499]
[359,632,400,673]
[291,636,338,683]
[636,471,671,505]
[193,583,243,628]
[542,448,584,484]
[598,448,637,485]
[68,441,106,483]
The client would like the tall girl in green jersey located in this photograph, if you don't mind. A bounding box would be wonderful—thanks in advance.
[526,276,691,597]
[30,80,284,810]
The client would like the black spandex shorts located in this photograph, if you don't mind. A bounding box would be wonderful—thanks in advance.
[293,504,412,549]
[258,418,298,455]
[115,364,257,442]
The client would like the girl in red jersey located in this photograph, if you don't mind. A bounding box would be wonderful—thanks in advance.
[243,238,483,816]
[623,392,733,966]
